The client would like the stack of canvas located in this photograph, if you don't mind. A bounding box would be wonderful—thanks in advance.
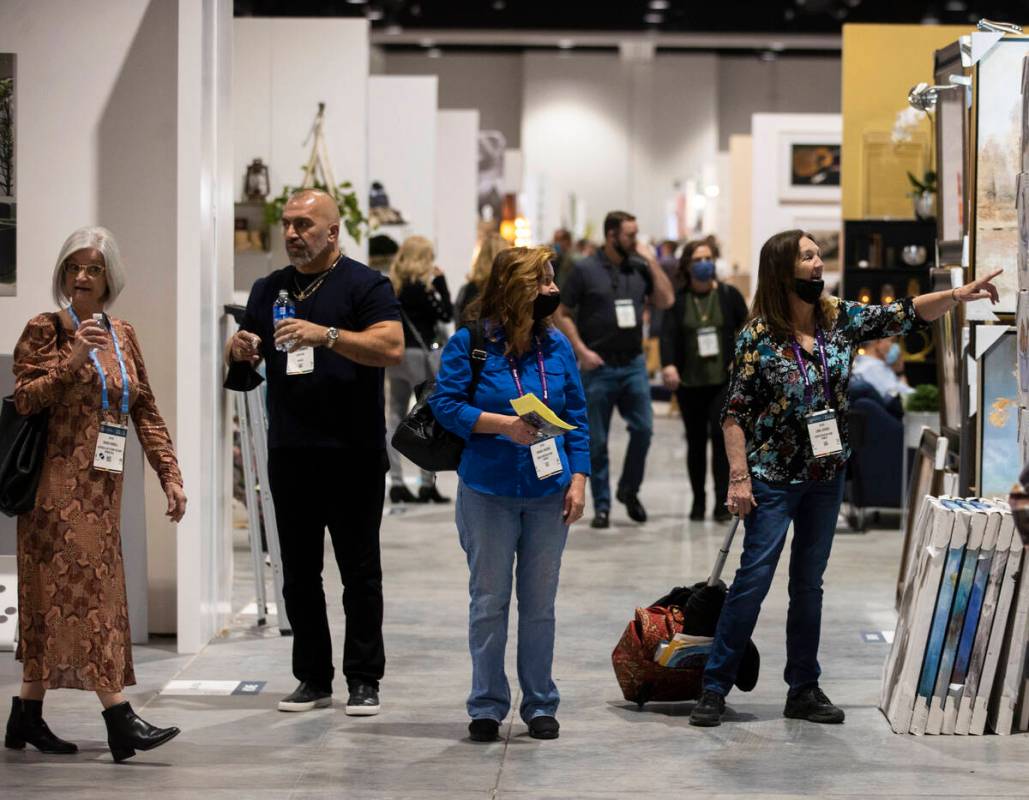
[881,496,1025,735]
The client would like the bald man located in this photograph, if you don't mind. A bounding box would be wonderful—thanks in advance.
[226,189,403,716]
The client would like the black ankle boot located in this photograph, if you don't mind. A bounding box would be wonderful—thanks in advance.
[102,701,180,762]
[5,697,78,754]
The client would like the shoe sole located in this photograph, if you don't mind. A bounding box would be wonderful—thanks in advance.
[344,704,380,716]
[278,697,333,712]
[528,730,559,740]
[689,716,722,727]
[783,710,845,724]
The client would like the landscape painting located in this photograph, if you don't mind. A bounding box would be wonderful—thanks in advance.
[974,40,1029,314]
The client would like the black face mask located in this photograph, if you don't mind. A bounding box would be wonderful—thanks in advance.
[793,278,824,305]
[533,291,561,320]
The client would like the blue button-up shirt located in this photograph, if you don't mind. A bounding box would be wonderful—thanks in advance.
[429,325,591,498]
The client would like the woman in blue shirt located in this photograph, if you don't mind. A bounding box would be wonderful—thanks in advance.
[430,246,589,743]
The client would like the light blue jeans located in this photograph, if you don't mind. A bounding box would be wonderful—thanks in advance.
[455,480,569,723]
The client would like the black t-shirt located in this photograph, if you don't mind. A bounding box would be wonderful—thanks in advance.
[560,251,654,357]
[241,257,401,451]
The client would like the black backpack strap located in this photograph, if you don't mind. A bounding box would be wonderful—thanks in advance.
[465,320,488,401]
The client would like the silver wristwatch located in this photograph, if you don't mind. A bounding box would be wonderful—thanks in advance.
[325,326,339,348]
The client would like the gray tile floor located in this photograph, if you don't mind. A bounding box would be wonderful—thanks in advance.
[2,407,1027,798]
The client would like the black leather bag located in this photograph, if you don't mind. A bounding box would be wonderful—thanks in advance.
[391,321,487,472]
[0,314,63,517]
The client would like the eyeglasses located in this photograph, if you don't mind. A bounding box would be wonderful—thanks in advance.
[63,263,106,278]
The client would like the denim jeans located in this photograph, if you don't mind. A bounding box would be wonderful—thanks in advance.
[579,355,653,512]
[455,481,569,722]
[702,472,845,697]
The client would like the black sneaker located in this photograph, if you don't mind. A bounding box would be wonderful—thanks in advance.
[390,484,418,504]
[418,485,451,504]
[689,690,726,727]
[345,683,381,716]
[277,682,332,712]
[689,506,705,521]
[616,488,647,523]
[783,685,845,724]
[590,511,610,529]
[527,715,560,740]
[468,718,500,742]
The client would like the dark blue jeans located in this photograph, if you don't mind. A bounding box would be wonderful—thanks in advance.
[702,472,846,697]
[579,355,653,512]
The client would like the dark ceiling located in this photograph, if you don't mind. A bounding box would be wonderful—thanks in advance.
[233,0,1026,35]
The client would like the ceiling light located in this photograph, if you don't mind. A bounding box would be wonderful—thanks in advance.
[770,41,786,51]
[385,24,402,35]
[944,0,966,9]
[557,38,575,49]
[649,0,670,8]
[644,13,663,24]
[420,37,435,48]
[427,47,442,58]
[784,8,795,19]
[492,0,506,9]
[366,8,384,21]
[345,0,365,4]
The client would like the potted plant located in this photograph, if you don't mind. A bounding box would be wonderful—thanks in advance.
[264,180,368,245]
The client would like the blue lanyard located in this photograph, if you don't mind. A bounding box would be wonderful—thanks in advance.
[790,329,833,409]
[67,307,131,418]
[506,339,549,404]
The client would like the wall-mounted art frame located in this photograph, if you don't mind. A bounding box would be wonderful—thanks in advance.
[976,327,1018,498]
[0,53,15,297]
[779,131,841,204]
[971,37,1029,315]
[933,42,970,262]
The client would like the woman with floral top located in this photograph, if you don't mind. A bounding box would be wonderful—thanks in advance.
[689,229,1001,728]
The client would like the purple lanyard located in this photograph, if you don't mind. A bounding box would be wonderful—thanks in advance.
[790,329,833,409]
[506,340,549,404]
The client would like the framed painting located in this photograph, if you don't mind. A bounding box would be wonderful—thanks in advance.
[779,132,841,204]
[972,38,1029,314]
[934,42,969,253]
[976,327,1018,498]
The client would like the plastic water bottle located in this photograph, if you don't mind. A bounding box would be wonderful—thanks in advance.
[273,290,295,352]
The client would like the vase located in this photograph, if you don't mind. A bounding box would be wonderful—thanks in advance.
[913,190,935,220]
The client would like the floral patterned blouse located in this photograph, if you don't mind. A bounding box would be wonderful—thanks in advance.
[720,296,927,484]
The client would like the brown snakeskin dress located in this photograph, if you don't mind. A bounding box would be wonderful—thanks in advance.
[12,313,182,692]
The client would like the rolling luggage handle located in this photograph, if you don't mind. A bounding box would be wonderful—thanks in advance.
[707,516,743,587]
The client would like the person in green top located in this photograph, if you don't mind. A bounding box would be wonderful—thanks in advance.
[659,239,748,522]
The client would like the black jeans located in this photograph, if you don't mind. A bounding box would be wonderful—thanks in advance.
[675,383,729,514]
[267,447,387,691]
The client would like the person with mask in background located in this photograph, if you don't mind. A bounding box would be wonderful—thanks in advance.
[660,239,748,523]
[555,211,674,529]
[852,336,913,401]
[552,228,574,288]
[688,229,1002,728]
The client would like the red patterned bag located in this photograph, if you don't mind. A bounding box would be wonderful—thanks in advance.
[611,604,704,707]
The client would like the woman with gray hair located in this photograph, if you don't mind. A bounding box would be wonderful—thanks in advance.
[5,226,186,762]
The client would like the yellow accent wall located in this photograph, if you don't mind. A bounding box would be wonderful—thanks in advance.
[841,23,970,220]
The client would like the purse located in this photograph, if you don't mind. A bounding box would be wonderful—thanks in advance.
[390,319,487,472]
[0,314,64,516]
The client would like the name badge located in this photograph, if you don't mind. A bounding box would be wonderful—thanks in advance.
[530,437,564,480]
[806,410,844,458]
[697,326,720,358]
[614,298,637,329]
[287,346,315,375]
[94,422,128,473]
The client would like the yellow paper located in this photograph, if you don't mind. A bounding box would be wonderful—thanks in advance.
[510,392,576,438]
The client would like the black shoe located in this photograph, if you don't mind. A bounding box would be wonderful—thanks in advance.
[277,681,332,712]
[390,484,418,504]
[689,506,705,521]
[102,701,179,763]
[689,690,726,727]
[713,506,733,523]
[345,683,380,716]
[418,485,451,504]
[783,685,845,724]
[590,511,610,529]
[468,718,500,742]
[616,488,647,523]
[5,697,77,754]
[528,715,560,740]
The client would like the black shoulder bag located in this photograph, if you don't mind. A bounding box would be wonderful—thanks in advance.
[390,320,487,472]
[0,314,64,516]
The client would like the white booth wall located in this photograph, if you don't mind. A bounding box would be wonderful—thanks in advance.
[367,75,438,252]
[749,113,843,294]
[435,110,480,294]
[0,0,235,653]
[234,17,370,264]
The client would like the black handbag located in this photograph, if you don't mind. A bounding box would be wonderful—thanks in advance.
[0,314,63,517]
[390,320,487,472]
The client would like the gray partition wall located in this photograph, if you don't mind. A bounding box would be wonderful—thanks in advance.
[0,355,148,643]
